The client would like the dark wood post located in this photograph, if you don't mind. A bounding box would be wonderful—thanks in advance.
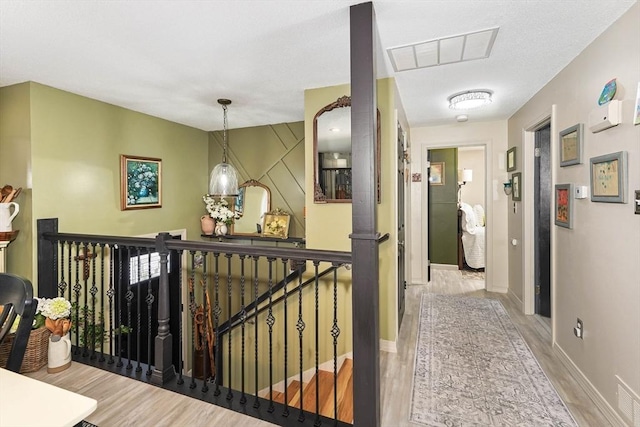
[37,218,58,298]
[350,3,380,427]
[151,232,176,384]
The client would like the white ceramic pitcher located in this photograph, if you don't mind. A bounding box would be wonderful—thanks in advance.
[0,202,19,232]
[47,332,72,373]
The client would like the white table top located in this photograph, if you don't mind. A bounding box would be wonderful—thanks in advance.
[0,368,97,427]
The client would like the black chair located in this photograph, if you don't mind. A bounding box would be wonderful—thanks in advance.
[0,273,38,372]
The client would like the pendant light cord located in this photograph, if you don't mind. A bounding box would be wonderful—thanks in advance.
[222,103,228,164]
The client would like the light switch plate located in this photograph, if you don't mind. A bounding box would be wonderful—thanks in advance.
[635,190,640,215]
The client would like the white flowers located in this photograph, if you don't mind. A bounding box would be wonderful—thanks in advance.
[36,297,71,320]
[203,195,240,226]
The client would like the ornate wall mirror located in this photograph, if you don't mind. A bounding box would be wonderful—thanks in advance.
[313,95,381,203]
[231,179,271,236]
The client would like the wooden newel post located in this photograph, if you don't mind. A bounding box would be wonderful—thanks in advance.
[37,218,59,298]
[151,232,176,385]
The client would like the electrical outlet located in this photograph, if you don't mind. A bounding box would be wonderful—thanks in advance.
[574,318,583,339]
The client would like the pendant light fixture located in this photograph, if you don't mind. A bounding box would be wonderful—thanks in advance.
[209,99,239,197]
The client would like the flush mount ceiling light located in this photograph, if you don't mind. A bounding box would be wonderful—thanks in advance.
[387,27,499,72]
[209,99,239,197]
[448,90,493,110]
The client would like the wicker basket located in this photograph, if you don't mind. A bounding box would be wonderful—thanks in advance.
[0,326,51,373]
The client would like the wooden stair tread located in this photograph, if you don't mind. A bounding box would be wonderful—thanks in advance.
[271,391,285,404]
[320,358,353,419]
[302,370,335,414]
[337,362,354,423]
[284,379,303,409]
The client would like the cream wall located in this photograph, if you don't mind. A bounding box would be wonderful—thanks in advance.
[458,147,486,209]
[0,82,210,287]
[507,3,639,424]
[409,120,509,292]
[304,78,402,344]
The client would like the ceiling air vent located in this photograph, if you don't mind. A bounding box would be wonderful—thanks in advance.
[387,27,499,72]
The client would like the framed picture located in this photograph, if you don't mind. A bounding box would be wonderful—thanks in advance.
[234,186,245,216]
[506,147,516,172]
[262,213,290,239]
[429,162,445,185]
[559,124,583,167]
[634,82,640,126]
[590,151,628,203]
[120,155,162,210]
[554,184,573,228]
[512,172,522,201]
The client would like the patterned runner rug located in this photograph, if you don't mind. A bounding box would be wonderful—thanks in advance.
[410,294,577,426]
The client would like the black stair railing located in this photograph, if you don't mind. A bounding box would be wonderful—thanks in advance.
[38,218,355,427]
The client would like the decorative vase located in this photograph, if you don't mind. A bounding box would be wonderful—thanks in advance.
[47,332,72,374]
[215,222,228,236]
[201,215,215,235]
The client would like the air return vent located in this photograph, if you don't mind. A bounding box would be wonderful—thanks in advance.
[616,375,640,425]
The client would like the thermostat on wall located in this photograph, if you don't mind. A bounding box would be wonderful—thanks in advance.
[589,100,621,133]
[575,185,589,199]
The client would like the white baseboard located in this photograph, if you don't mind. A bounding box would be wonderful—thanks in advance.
[380,339,397,353]
[507,289,523,310]
[430,264,458,270]
[553,343,627,427]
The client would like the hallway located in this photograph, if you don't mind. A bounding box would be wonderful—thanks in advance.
[380,267,610,426]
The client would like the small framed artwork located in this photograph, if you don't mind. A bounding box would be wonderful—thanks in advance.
[634,82,640,126]
[506,147,516,172]
[559,124,583,167]
[429,162,445,185]
[554,184,573,228]
[262,213,290,239]
[512,172,522,201]
[234,186,245,216]
[590,151,628,203]
[120,155,162,210]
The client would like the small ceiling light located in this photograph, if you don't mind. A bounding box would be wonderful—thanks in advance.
[209,99,239,197]
[456,114,468,122]
[329,127,340,132]
[448,90,493,110]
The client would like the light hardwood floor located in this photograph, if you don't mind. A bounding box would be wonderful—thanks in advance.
[26,267,609,426]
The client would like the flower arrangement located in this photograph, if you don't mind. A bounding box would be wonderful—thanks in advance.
[203,195,241,225]
[127,161,159,205]
[265,217,287,235]
[35,297,72,337]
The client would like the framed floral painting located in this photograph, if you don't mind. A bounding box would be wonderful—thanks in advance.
[262,212,290,239]
[120,155,162,210]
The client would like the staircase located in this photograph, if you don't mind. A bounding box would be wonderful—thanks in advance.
[263,358,353,423]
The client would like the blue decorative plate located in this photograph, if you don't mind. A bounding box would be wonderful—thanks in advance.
[598,78,617,105]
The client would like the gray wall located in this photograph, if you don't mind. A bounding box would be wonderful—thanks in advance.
[507,3,639,423]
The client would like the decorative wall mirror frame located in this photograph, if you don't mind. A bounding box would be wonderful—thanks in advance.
[231,179,271,236]
[313,95,381,203]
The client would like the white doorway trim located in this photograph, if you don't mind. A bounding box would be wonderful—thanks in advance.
[420,140,496,291]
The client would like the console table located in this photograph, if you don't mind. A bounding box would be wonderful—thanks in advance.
[201,234,305,247]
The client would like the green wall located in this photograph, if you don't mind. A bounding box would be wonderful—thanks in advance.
[304,78,399,343]
[0,82,210,288]
[429,148,458,265]
[209,122,305,237]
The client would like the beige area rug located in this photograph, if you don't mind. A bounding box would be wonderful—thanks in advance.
[410,294,577,426]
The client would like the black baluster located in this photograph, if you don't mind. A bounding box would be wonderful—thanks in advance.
[56,241,66,297]
[146,248,154,376]
[239,254,246,405]
[253,255,260,409]
[67,241,72,303]
[73,242,81,355]
[82,242,90,357]
[117,246,124,368]
[107,245,115,364]
[313,261,321,427]
[282,258,289,418]
[212,252,220,396]
[99,244,106,362]
[331,265,341,422]
[188,251,197,390]
[125,246,134,370]
[135,247,142,373]
[176,249,184,385]
[226,253,233,401]
[296,260,306,422]
[266,257,275,413]
[90,242,98,360]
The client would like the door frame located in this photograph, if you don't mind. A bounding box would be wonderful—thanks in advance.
[421,140,493,290]
[522,105,557,343]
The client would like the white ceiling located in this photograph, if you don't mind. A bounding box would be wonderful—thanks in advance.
[0,1,636,132]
